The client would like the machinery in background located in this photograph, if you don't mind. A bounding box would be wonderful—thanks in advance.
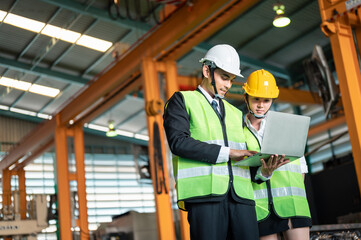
[132,144,152,184]
[303,44,342,119]
[94,211,158,240]
[310,223,361,240]
[0,191,49,240]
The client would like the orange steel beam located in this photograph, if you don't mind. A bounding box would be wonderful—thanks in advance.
[18,168,27,219]
[355,13,361,58]
[318,0,361,192]
[164,61,179,100]
[58,0,242,126]
[2,168,11,214]
[163,62,190,240]
[231,82,322,105]
[226,88,321,105]
[142,57,176,240]
[161,0,260,61]
[0,118,56,171]
[179,76,322,105]
[55,115,72,240]
[2,168,11,240]
[308,115,346,137]
[177,75,200,91]
[73,125,89,240]
[318,0,348,21]
[277,88,322,105]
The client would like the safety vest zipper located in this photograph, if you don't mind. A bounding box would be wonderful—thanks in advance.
[266,180,273,205]
[218,102,233,186]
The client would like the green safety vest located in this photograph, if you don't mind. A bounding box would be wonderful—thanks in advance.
[244,126,311,221]
[173,91,254,210]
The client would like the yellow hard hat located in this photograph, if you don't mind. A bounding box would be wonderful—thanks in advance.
[243,69,279,98]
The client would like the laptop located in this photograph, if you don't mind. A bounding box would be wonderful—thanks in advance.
[235,111,310,167]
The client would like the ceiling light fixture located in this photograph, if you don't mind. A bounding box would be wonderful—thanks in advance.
[77,35,113,52]
[116,129,134,138]
[29,84,60,97]
[272,2,291,28]
[41,25,81,43]
[106,120,117,137]
[10,107,37,116]
[0,76,60,97]
[0,11,6,21]
[0,10,112,52]
[0,77,31,91]
[3,13,45,32]
[134,134,149,141]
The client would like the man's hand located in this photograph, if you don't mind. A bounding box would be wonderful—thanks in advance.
[260,154,290,178]
[229,149,258,161]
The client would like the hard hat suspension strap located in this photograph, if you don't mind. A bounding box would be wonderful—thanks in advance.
[208,64,224,99]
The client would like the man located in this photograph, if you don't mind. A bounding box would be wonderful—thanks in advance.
[163,44,286,240]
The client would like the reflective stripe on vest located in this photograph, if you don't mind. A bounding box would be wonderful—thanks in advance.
[205,139,247,150]
[173,91,254,208]
[176,165,229,180]
[272,187,307,198]
[176,163,251,181]
[254,189,268,200]
[232,166,251,179]
[275,163,301,173]
[254,186,307,200]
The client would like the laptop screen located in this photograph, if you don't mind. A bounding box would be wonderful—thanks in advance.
[261,111,310,157]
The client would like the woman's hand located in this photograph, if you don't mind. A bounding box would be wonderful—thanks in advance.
[260,154,290,178]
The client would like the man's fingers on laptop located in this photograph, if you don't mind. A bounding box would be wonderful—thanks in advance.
[238,150,258,161]
[229,150,258,161]
[246,150,258,156]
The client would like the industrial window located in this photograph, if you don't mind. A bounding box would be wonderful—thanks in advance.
[0,152,155,239]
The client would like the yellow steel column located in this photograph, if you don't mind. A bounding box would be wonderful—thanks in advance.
[165,60,190,240]
[55,114,73,239]
[141,57,176,240]
[318,0,361,192]
[73,124,90,240]
[18,168,27,219]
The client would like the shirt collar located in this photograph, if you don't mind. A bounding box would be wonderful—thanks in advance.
[198,85,219,104]
[245,114,267,135]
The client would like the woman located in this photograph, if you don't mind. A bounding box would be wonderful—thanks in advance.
[243,69,312,240]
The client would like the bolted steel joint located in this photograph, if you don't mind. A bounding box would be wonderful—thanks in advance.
[145,99,164,116]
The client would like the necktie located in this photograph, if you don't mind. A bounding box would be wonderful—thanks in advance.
[211,100,221,118]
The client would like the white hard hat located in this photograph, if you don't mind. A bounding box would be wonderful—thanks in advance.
[199,44,243,78]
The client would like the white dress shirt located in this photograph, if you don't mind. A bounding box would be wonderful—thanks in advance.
[198,86,230,163]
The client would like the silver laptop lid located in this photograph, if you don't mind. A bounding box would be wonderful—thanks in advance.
[261,111,310,157]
